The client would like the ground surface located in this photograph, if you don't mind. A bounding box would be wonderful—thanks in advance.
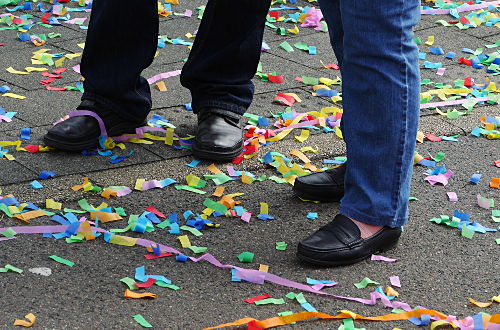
[0,0,499,329]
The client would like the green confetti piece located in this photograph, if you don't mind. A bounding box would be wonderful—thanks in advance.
[110,224,132,233]
[0,268,6,273]
[174,185,206,194]
[0,203,13,217]
[268,176,286,183]
[132,314,153,328]
[187,246,207,254]
[392,308,405,313]
[63,208,86,214]
[301,76,319,85]
[65,235,84,243]
[2,228,17,238]
[408,196,419,201]
[237,252,254,263]
[49,255,75,267]
[276,242,287,251]
[413,37,422,45]
[277,311,296,324]
[492,210,500,223]
[485,40,500,48]
[203,198,227,213]
[114,207,127,216]
[461,226,474,239]
[294,42,309,51]
[155,282,181,290]
[277,27,287,36]
[156,220,171,229]
[295,293,307,304]
[285,292,297,300]
[180,226,203,237]
[354,277,379,289]
[279,41,294,52]
[4,264,23,273]
[432,152,445,162]
[255,298,285,305]
[339,318,366,330]
[204,173,232,185]
[47,32,61,38]
[120,277,138,290]
[496,238,500,245]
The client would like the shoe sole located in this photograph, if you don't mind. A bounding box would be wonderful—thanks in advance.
[43,135,98,152]
[296,239,400,267]
[292,186,342,203]
[192,144,243,162]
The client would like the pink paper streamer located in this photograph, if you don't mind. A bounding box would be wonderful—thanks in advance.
[421,1,500,15]
[311,282,337,291]
[436,67,446,76]
[371,254,399,263]
[72,64,80,74]
[68,110,108,138]
[0,236,16,242]
[420,97,489,109]
[115,187,132,197]
[447,192,458,202]
[0,115,12,123]
[64,17,87,25]
[184,9,192,17]
[146,69,182,85]
[476,194,492,209]
[390,276,401,288]
[424,170,453,186]
[241,212,251,223]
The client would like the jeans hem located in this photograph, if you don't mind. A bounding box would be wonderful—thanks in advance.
[193,100,246,115]
[339,205,407,228]
[82,93,148,122]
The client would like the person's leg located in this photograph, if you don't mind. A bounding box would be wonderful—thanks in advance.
[297,0,421,266]
[180,0,271,116]
[44,0,158,150]
[180,0,271,161]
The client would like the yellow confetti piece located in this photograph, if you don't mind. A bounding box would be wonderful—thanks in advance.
[386,286,400,297]
[2,93,26,99]
[77,43,85,49]
[207,163,221,174]
[300,146,318,153]
[241,172,253,184]
[45,199,62,210]
[335,127,343,139]
[109,234,137,246]
[25,67,48,72]
[282,92,302,103]
[287,24,299,34]
[260,202,269,215]
[290,149,311,163]
[186,174,202,187]
[135,179,145,191]
[155,81,167,91]
[13,210,46,223]
[65,53,81,59]
[13,313,36,327]
[4,154,15,160]
[425,35,435,46]
[54,57,65,68]
[266,113,307,142]
[165,128,174,146]
[295,129,310,143]
[303,162,317,172]
[413,153,424,165]
[213,186,225,197]
[178,235,191,248]
[430,320,457,330]
[6,67,29,75]
[416,131,425,143]
[259,264,269,273]
[101,188,118,199]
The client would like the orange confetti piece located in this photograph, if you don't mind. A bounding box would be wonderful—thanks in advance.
[258,264,269,273]
[71,177,89,191]
[490,177,500,189]
[290,149,311,163]
[469,298,493,308]
[89,212,123,223]
[124,289,157,299]
[207,163,222,174]
[101,188,118,199]
[155,81,167,91]
[385,286,400,297]
[204,309,451,330]
[13,210,47,223]
[213,186,225,197]
[241,172,253,184]
[13,313,36,327]
[79,221,96,241]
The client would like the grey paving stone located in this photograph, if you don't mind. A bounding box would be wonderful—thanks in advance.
[0,158,37,184]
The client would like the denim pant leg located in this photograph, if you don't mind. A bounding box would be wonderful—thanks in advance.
[320,0,420,227]
[180,0,271,115]
[80,0,158,122]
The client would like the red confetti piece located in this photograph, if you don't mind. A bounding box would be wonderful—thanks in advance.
[494,160,500,168]
[24,145,40,153]
[267,74,285,83]
[144,252,173,260]
[135,278,157,288]
[426,133,442,142]
[245,294,271,304]
[145,205,166,218]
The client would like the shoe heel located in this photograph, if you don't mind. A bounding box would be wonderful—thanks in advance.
[377,239,399,253]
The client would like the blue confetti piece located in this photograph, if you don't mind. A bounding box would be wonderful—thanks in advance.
[316,89,338,97]
[424,61,442,69]
[454,210,470,222]
[308,46,316,55]
[419,52,427,60]
[168,212,178,224]
[0,86,10,94]
[31,180,43,189]
[258,214,274,221]
[258,117,269,126]
[176,254,188,262]
[184,103,192,111]
[307,212,318,219]
[20,128,31,140]
[168,223,180,234]
[39,170,56,180]
[418,159,436,167]
[186,160,201,168]
[445,52,455,59]
[300,302,318,312]
[429,47,444,55]
[470,173,481,184]
[231,268,241,282]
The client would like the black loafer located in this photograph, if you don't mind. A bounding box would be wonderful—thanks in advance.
[43,100,146,151]
[293,163,346,202]
[192,110,244,162]
[297,214,401,266]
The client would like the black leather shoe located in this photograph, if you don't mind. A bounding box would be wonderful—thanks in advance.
[192,110,244,162]
[43,100,146,151]
[293,163,346,202]
[297,214,401,266]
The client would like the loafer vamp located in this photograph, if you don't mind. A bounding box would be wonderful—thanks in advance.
[196,115,243,150]
[46,116,100,141]
[298,215,402,263]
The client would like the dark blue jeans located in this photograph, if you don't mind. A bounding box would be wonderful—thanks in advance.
[80,0,270,122]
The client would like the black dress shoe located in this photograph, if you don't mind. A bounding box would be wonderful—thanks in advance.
[293,163,346,202]
[297,214,401,266]
[192,110,244,162]
[43,100,146,151]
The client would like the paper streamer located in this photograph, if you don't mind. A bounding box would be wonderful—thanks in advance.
[146,69,182,85]
[421,1,500,15]
[420,97,489,109]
